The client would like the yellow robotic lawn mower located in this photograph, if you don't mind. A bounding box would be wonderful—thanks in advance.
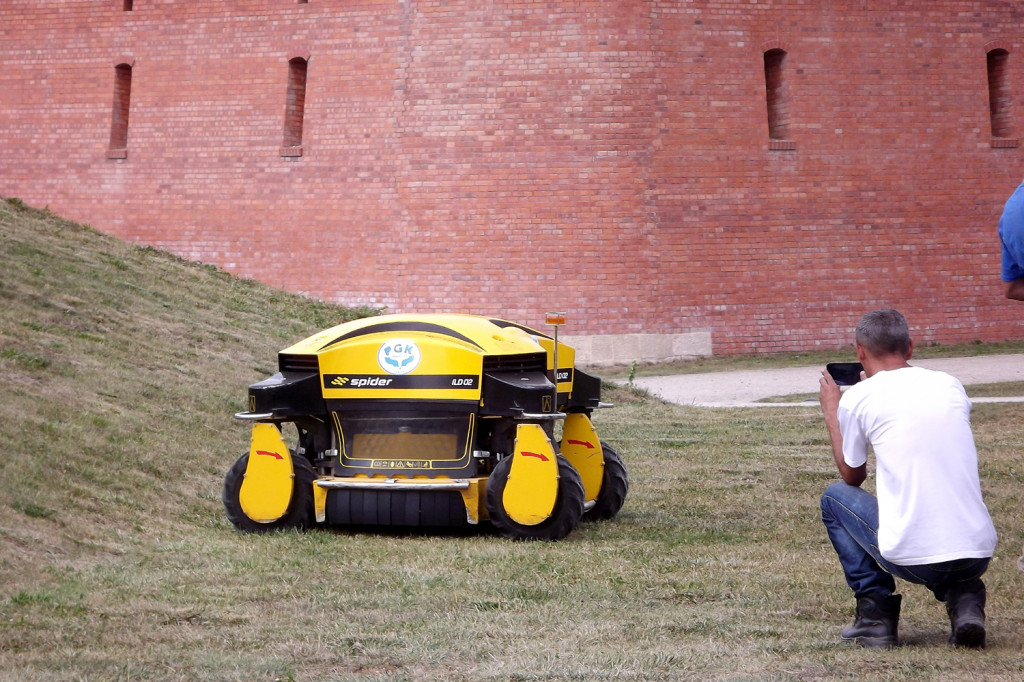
[223,313,628,540]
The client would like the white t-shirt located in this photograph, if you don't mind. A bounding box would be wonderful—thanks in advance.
[837,366,997,565]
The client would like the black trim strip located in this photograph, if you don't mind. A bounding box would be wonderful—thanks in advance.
[487,318,552,340]
[319,321,485,351]
[324,374,479,390]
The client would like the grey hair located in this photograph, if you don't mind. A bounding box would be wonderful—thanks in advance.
[855,309,911,357]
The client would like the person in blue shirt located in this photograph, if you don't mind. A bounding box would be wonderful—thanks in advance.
[998,181,1024,300]
[999,184,1024,580]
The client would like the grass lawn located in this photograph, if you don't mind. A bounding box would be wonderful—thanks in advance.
[2,197,1023,680]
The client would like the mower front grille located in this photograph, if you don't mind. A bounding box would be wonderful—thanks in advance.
[353,432,460,461]
[482,352,546,374]
[279,353,320,374]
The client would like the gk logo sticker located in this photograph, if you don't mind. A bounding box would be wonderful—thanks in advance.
[378,339,421,375]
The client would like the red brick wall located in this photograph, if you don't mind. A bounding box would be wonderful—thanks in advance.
[1,0,1022,354]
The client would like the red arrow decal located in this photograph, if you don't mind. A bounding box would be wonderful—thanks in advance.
[521,451,550,462]
[255,450,283,460]
[567,439,595,449]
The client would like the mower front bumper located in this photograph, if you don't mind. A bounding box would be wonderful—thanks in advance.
[314,476,485,527]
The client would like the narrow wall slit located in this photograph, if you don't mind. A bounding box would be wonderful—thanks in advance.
[108,63,132,154]
[987,48,1012,139]
[764,48,789,141]
[283,57,308,152]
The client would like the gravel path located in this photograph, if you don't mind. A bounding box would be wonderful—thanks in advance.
[632,354,1024,407]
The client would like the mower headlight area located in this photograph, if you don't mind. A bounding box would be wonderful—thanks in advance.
[353,432,459,461]
[332,412,475,474]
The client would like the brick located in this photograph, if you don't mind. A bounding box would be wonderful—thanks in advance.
[0,1,1021,354]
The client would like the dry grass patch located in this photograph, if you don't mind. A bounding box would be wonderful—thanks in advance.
[2,198,1023,680]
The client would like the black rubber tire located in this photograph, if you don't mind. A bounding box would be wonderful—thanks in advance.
[222,451,316,532]
[485,454,585,541]
[583,443,629,521]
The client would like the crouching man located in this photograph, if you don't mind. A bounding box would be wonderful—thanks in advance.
[818,309,997,649]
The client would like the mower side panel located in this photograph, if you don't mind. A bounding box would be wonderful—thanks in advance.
[313,482,328,523]
[561,412,605,504]
[487,319,576,395]
[239,423,295,523]
[503,424,559,526]
[459,478,483,524]
[248,371,324,418]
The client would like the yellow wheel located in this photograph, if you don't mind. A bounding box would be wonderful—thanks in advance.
[584,443,629,521]
[223,451,315,532]
[485,455,584,540]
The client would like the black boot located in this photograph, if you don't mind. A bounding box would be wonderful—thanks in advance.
[841,593,901,649]
[946,582,986,649]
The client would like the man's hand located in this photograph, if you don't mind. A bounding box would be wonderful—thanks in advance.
[819,368,866,487]
[819,368,842,419]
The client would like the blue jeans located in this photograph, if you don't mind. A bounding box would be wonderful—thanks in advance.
[820,482,989,601]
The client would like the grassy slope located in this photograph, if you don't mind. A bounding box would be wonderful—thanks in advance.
[2,197,1023,680]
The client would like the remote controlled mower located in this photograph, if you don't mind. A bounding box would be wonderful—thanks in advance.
[223,313,628,540]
